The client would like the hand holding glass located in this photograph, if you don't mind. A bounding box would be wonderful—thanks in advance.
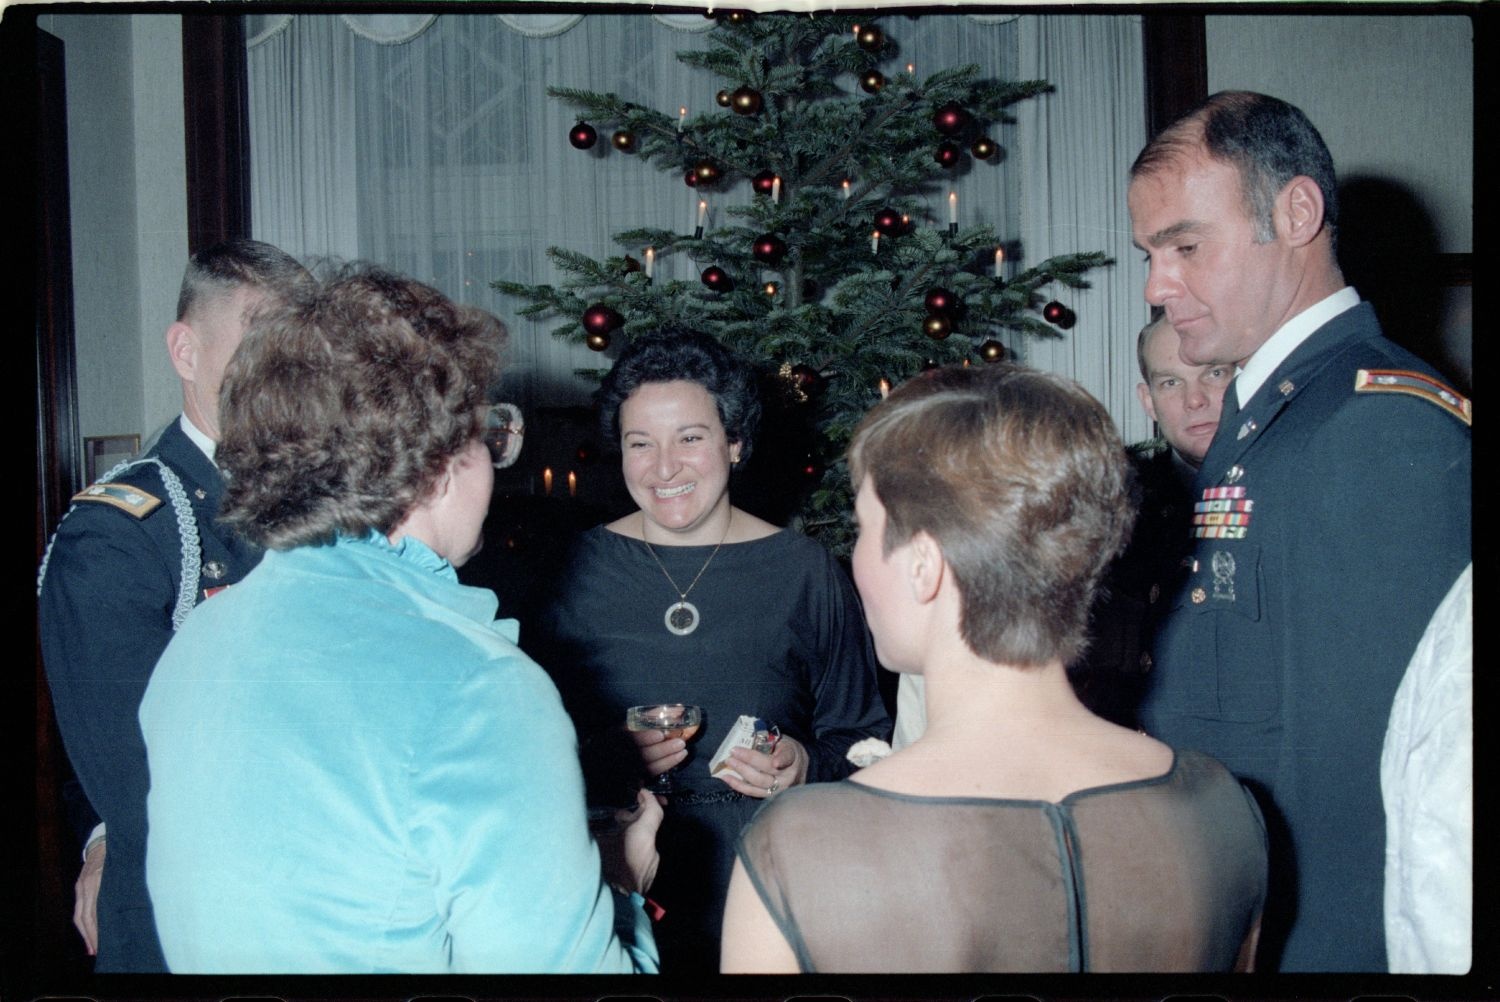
[626,704,703,795]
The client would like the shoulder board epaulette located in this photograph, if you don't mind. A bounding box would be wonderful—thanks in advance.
[70,482,164,518]
[1354,369,1471,426]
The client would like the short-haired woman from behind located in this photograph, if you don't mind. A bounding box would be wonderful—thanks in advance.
[721,363,1266,973]
[139,267,661,973]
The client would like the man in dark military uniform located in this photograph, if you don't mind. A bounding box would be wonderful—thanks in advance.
[37,240,311,971]
[1072,317,1231,725]
[1129,92,1470,972]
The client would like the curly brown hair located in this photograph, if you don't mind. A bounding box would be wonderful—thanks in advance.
[217,266,505,550]
[849,363,1134,668]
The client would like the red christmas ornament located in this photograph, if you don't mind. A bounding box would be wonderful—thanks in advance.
[582,303,624,337]
[716,89,732,108]
[585,331,611,352]
[752,169,778,195]
[855,25,884,52]
[873,208,902,235]
[623,255,642,274]
[923,314,953,340]
[789,364,821,390]
[859,70,885,94]
[701,266,733,291]
[611,129,637,153]
[731,86,764,116]
[693,159,723,185]
[752,233,788,265]
[934,142,961,168]
[568,122,598,150]
[971,136,998,160]
[1042,300,1075,328]
[684,169,699,188]
[924,287,961,315]
[979,339,1006,363]
[932,103,969,136]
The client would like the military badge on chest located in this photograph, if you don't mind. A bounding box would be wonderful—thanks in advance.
[1193,477,1253,541]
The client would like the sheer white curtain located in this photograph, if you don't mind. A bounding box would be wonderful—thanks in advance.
[247,13,1142,436]
[1017,14,1151,444]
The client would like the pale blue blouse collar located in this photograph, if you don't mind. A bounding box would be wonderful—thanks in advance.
[341,529,455,578]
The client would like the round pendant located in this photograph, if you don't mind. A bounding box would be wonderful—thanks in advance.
[665,601,700,636]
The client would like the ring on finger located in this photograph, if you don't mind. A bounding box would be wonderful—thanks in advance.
[768,778,780,795]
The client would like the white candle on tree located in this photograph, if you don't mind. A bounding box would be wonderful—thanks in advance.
[644,247,655,279]
[993,246,1005,278]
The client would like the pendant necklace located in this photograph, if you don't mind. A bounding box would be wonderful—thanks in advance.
[641,510,732,636]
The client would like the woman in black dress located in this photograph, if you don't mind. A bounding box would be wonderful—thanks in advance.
[527,329,890,973]
[722,363,1266,972]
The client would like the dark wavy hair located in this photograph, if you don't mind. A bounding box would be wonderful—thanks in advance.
[217,266,505,549]
[1132,90,1339,248]
[596,329,762,461]
[849,364,1134,668]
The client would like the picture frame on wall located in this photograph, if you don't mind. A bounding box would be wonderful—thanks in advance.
[84,434,140,484]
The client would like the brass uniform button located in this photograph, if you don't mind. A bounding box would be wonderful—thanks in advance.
[1191,587,1207,604]
[1139,651,1154,672]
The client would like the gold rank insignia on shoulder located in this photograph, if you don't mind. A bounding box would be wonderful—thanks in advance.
[1355,369,1472,426]
[72,482,163,518]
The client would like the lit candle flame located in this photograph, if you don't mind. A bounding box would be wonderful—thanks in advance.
[543,467,553,495]
[871,230,880,254]
[879,378,891,398]
[993,246,1005,278]
[567,471,577,497]
[841,179,851,200]
[644,246,655,279]
[948,191,958,226]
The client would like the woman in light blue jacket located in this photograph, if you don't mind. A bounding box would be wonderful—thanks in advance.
[140,267,660,974]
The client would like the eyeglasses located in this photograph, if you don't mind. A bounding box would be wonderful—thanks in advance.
[483,402,525,469]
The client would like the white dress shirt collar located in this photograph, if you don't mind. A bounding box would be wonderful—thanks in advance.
[1236,286,1360,407]
[179,412,217,463]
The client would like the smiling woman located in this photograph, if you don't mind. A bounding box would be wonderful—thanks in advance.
[526,329,891,974]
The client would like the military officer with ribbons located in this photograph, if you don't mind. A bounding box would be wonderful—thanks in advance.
[37,240,312,971]
[1129,92,1471,972]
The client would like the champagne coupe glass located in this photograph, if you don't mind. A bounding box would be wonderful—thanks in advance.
[626,703,703,796]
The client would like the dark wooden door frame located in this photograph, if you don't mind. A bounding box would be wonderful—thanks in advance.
[1142,13,1209,140]
[182,15,250,252]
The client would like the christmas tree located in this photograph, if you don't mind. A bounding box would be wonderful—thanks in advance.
[495,12,1110,553]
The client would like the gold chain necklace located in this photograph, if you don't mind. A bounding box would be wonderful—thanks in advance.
[640,510,732,636]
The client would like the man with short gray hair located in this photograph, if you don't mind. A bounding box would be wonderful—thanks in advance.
[1129,92,1470,971]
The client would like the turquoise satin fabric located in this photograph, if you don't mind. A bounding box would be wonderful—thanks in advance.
[141,532,656,973]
